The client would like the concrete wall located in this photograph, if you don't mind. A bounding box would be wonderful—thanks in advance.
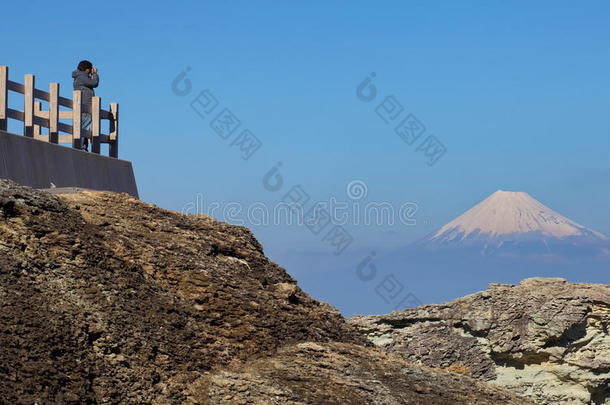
[0,131,138,198]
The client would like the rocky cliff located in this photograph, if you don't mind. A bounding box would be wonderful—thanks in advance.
[350,278,610,405]
[194,342,531,404]
[0,180,533,404]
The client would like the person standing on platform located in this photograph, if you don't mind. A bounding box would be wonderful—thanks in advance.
[71,60,99,151]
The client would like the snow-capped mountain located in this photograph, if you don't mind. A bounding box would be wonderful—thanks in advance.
[419,190,610,260]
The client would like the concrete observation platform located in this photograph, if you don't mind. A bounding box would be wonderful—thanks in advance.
[0,130,138,198]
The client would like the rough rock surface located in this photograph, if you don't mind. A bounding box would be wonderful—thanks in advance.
[191,342,533,405]
[349,278,610,405]
[0,180,363,403]
[0,180,532,404]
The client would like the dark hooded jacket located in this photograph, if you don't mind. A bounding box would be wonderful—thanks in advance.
[72,70,99,106]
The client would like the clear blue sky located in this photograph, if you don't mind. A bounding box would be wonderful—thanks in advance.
[3,1,610,314]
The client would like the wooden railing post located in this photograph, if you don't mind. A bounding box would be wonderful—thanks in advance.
[91,96,101,154]
[49,82,59,144]
[109,102,119,158]
[33,101,42,138]
[0,66,7,131]
[24,74,35,137]
[72,90,81,148]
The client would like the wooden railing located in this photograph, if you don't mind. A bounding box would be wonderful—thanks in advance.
[0,66,119,158]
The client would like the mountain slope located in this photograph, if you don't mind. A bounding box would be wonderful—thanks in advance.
[420,190,609,259]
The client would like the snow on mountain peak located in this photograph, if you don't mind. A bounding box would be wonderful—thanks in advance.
[431,190,608,242]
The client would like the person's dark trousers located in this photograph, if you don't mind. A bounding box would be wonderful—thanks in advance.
[73,113,92,150]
